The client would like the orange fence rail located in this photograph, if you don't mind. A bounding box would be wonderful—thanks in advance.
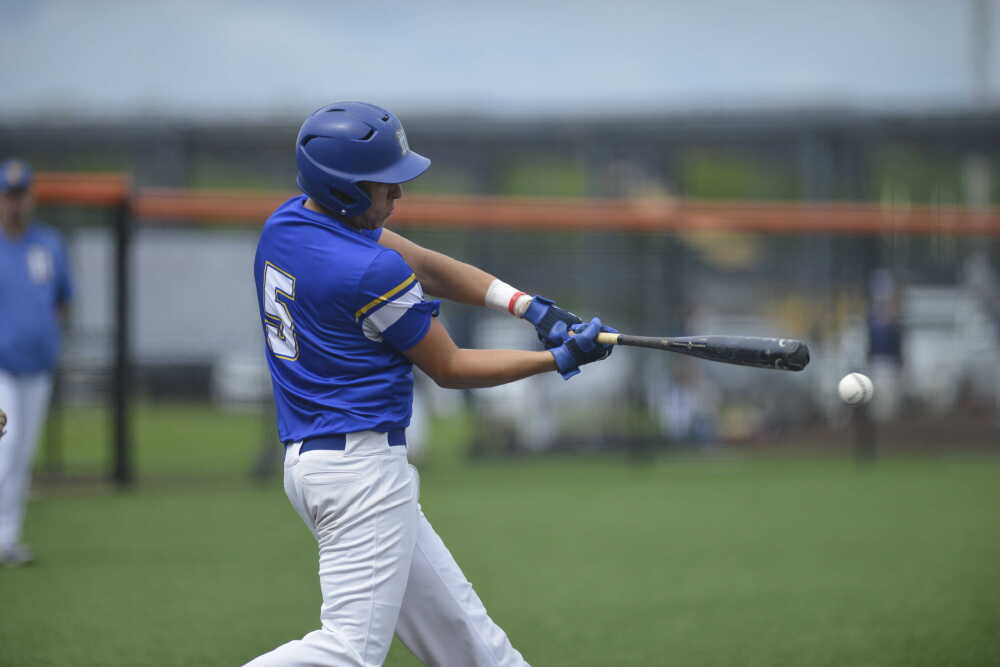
[35,172,131,207]
[35,172,1000,235]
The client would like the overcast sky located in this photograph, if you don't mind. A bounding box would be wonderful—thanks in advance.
[2,0,997,119]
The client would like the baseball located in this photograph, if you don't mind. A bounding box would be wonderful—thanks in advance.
[838,372,874,405]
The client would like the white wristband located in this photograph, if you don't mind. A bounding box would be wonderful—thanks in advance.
[485,279,532,317]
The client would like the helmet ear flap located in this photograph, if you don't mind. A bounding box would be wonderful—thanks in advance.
[327,185,371,217]
[328,186,355,212]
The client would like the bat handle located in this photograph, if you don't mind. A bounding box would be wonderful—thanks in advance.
[567,331,621,345]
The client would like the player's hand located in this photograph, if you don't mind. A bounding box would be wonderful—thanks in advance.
[550,317,616,380]
[522,295,583,348]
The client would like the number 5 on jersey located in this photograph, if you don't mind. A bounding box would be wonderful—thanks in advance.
[263,262,298,360]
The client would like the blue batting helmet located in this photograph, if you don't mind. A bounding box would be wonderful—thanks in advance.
[1,159,33,193]
[295,102,430,216]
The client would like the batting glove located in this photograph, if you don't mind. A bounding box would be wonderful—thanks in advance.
[550,317,616,380]
[522,296,583,349]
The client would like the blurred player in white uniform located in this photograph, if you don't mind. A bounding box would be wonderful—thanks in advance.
[0,160,74,566]
[245,103,615,666]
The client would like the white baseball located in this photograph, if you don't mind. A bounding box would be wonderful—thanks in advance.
[838,373,874,405]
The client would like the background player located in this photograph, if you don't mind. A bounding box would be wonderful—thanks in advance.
[0,159,75,566]
[246,102,614,666]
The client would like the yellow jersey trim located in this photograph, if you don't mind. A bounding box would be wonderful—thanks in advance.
[355,273,416,320]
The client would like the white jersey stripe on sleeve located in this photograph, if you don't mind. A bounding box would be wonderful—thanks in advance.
[361,283,425,342]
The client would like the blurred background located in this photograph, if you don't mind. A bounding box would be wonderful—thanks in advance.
[2,1,999,666]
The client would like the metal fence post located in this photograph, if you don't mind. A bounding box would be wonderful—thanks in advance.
[112,197,134,487]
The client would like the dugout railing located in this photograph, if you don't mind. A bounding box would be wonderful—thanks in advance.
[35,171,1000,486]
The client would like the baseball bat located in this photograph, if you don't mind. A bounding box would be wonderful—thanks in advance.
[594,333,810,371]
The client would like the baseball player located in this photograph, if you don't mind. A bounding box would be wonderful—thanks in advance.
[0,159,74,566]
[246,102,615,667]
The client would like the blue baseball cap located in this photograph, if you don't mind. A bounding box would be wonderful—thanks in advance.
[1,159,33,193]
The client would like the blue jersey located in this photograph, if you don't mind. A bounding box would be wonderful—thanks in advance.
[0,223,74,375]
[254,196,439,443]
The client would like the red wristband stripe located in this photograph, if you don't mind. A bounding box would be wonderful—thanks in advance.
[508,291,528,315]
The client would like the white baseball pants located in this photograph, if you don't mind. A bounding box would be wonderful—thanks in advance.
[245,432,529,667]
[0,370,52,551]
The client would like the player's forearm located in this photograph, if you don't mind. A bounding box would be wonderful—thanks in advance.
[380,228,521,310]
[414,246,495,305]
[417,254,536,319]
[433,348,556,389]
[379,228,492,305]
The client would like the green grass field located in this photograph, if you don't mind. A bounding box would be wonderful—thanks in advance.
[3,405,999,666]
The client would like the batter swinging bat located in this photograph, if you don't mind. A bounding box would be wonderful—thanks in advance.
[595,333,810,371]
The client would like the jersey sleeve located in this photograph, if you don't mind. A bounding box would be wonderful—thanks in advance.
[355,249,440,351]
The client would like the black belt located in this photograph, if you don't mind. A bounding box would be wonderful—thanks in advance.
[290,429,407,453]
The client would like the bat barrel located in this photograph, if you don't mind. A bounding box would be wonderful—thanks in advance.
[670,336,810,371]
[610,334,810,371]
[781,340,810,371]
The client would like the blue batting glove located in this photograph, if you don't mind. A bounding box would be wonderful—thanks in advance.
[522,295,583,349]
[550,317,616,380]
